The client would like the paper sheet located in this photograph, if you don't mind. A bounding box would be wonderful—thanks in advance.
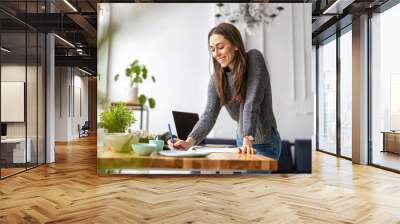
[159,150,209,157]
[188,146,239,153]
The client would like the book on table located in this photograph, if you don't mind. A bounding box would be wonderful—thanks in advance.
[159,146,238,157]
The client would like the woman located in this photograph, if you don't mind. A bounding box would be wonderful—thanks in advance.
[168,23,281,160]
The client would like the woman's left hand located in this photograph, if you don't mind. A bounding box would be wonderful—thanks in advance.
[238,136,257,154]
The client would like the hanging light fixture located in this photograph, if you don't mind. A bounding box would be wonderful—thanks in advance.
[1,47,11,53]
[215,3,284,35]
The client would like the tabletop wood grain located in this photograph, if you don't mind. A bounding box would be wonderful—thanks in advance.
[97,146,277,171]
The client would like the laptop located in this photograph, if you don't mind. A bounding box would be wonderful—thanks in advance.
[1,123,7,140]
[172,111,204,144]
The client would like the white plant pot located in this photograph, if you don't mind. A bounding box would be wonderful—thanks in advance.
[126,86,139,104]
[104,133,139,153]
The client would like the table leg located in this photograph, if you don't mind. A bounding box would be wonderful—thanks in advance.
[140,105,143,130]
[146,106,149,131]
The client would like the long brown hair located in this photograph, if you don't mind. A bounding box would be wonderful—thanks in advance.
[208,23,247,105]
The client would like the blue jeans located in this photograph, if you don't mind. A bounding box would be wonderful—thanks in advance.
[236,127,281,173]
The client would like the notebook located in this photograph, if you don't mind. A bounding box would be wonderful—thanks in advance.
[188,146,239,153]
[159,146,238,157]
[159,150,210,157]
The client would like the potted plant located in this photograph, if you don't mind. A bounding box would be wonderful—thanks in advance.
[114,60,156,109]
[98,103,138,153]
[129,130,156,143]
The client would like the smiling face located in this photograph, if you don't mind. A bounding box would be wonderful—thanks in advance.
[209,34,237,71]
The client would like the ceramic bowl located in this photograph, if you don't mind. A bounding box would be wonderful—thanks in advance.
[149,139,164,152]
[132,143,157,156]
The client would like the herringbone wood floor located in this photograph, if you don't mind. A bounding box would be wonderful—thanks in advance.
[1,135,400,224]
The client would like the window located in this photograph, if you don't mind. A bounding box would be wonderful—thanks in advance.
[0,1,46,179]
[370,2,400,171]
[340,28,352,158]
[318,36,337,154]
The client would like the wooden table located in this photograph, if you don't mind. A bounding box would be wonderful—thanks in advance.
[97,146,277,174]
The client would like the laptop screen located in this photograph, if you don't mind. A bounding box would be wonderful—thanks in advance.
[1,123,7,137]
[172,111,200,140]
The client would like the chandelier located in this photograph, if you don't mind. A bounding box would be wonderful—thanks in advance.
[214,3,284,35]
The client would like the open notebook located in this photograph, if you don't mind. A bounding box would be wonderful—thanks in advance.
[187,146,238,153]
[159,146,239,157]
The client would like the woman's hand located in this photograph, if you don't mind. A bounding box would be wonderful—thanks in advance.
[238,136,257,154]
[167,137,195,150]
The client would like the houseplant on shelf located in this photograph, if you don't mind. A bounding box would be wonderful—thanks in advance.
[114,60,157,109]
[98,102,139,153]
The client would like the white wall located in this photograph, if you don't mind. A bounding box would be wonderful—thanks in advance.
[1,66,26,130]
[1,65,40,138]
[72,73,89,137]
[269,4,312,142]
[107,3,214,135]
[55,67,89,141]
[55,67,68,141]
[106,3,313,142]
[1,64,46,162]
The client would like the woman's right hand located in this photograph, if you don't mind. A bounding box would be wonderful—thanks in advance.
[167,137,195,150]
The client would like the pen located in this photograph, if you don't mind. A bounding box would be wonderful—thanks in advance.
[168,123,174,145]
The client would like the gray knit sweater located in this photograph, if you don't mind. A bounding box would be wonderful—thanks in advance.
[188,49,277,144]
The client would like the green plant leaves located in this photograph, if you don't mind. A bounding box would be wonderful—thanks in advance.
[125,68,132,77]
[132,65,141,75]
[142,67,148,79]
[115,59,157,109]
[148,97,156,109]
[132,60,139,67]
[138,94,147,105]
[133,75,142,84]
[98,103,135,133]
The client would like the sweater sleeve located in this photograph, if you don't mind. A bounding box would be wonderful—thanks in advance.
[242,49,268,138]
[188,77,222,144]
